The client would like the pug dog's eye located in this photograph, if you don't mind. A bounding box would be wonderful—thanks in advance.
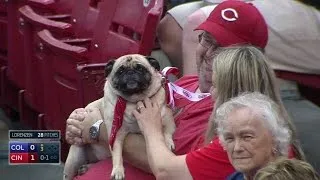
[118,67,125,74]
[136,64,144,71]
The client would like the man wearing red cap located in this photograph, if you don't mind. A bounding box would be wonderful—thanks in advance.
[160,0,320,75]
[64,1,301,179]
[193,0,268,95]
[195,1,267,48]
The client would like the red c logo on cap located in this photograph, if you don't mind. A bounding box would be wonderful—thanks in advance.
[221,8,238,22]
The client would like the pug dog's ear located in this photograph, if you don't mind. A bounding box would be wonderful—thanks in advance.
[146,56,160,71]
[105,59,116,77]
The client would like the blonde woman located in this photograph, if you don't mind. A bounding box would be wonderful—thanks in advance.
[205,46,305,160]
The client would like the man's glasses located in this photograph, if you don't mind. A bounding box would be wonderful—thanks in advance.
[198,32,220,65]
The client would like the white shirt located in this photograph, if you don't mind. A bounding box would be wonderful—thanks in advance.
[253,0,320,74]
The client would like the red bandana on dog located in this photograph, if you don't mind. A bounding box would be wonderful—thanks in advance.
[109,96,127,150]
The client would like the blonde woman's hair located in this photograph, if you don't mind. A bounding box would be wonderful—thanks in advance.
[204,46,305,160]
[254,157,319,180]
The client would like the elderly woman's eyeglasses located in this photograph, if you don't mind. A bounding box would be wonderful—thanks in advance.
[198,32,219,50]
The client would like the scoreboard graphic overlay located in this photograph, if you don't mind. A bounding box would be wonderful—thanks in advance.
[9,130,61,165]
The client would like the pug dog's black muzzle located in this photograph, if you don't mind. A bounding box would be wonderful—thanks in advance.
[112,66,151,95]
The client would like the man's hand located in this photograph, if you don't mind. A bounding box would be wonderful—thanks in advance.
[66,108,102,145]
[66,108,86,145]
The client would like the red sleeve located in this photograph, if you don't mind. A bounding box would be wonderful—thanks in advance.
[186,138,235,180]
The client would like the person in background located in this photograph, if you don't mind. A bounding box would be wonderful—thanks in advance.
[254,158,320,180]
[157,0,220,71]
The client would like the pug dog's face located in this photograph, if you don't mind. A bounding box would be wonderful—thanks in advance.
[105,54,162,102]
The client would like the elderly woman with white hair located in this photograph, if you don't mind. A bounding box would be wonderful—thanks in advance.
[215,92,292,180]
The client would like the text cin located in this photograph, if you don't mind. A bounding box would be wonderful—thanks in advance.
[11,154,23,161]
[9,153,28,163]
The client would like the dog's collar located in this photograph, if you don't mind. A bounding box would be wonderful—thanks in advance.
[161,67,180,106]
[109,96,127,150]
[161,67,211,108]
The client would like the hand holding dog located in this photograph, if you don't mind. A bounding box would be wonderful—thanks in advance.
[66,108,102,145]
[66,108,86,145]
[133,98,163,136]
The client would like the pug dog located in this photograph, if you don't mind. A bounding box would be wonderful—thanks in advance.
[63,54,175,180]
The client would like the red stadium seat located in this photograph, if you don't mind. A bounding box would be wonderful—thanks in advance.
[5,0,75,90]
[37,0,164,158]
[275,70,320,107]
[0,2,8,65]
[0,0,74,68]
[17,0,98,129]
[0,2,8,106]
[0,0,25,112]
[27,0,74,14]
[275,70,320,89]
[0,0,74,125]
